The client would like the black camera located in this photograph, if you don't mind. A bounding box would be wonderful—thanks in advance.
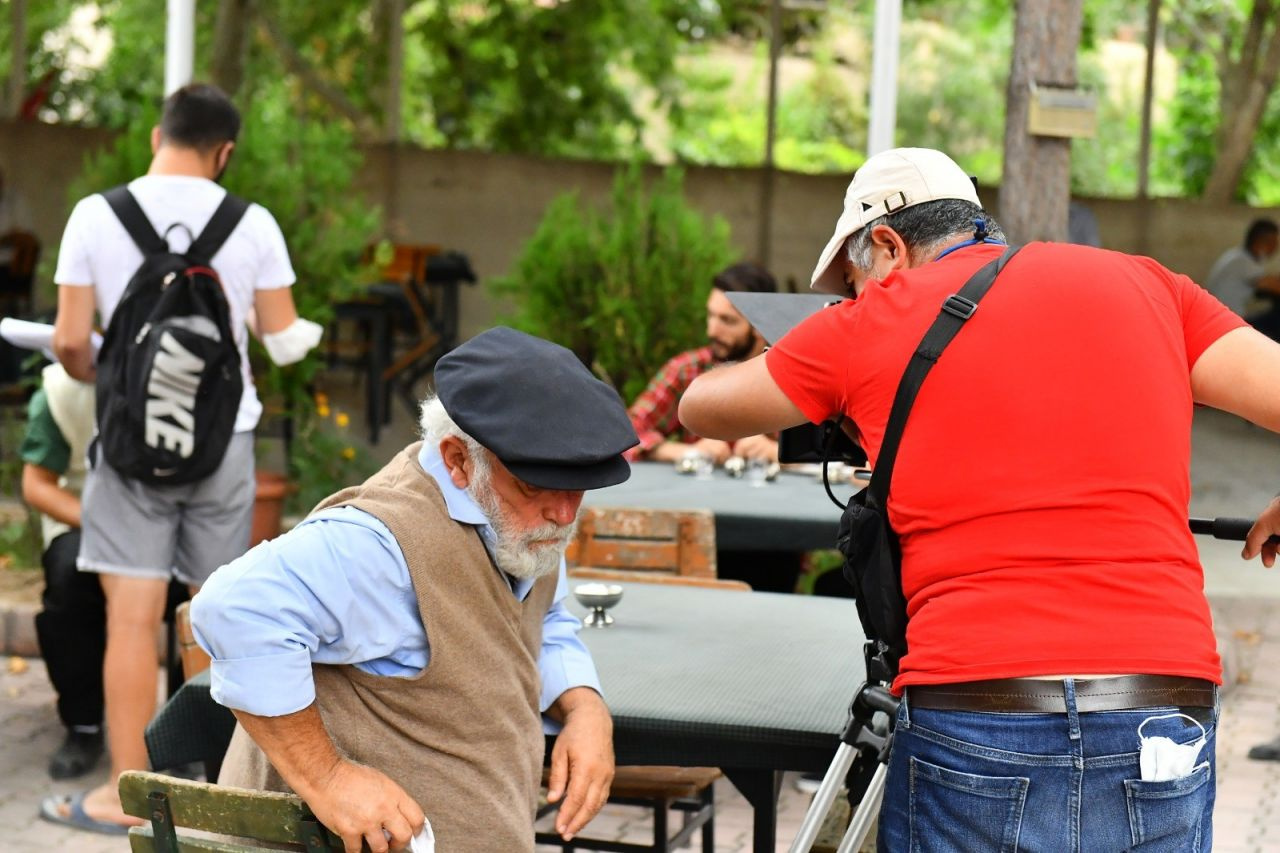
[778,419,867,466]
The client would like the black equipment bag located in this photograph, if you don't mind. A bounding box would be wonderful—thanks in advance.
[95,186,249,485]
[835,245,1021,684]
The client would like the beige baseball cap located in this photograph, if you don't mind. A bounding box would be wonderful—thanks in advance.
[810,147,980,294]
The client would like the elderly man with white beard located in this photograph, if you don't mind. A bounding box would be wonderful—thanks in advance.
[190,327,638,853]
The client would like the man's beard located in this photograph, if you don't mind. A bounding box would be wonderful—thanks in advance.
[466,467,577,580]
[710,330,758,363]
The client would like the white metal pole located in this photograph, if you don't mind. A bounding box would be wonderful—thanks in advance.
[165,0,196,95]
[867,0,902,156]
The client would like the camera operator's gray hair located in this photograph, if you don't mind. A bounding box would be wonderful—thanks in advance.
[418,394,490,479]
[844,199,1005,275]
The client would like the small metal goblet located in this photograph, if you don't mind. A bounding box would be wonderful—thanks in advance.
[573,583,624,628]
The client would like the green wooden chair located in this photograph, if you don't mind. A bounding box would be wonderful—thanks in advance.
[118,770,351,852]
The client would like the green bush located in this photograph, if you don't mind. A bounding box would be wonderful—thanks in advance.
[491,166,736,403]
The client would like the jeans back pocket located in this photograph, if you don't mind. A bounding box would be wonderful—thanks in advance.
[908,756,1029,853]
[1124,761,1211,852]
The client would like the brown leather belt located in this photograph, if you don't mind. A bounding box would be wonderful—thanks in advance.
[907,675,1215,714]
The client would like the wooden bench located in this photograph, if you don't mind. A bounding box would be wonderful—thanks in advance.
[118,770,348,852]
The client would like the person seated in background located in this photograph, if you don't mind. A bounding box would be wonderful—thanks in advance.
[626,261,779,465]
[19,363,107,780]
[1206,218,1280,336]
[626,262,805,593]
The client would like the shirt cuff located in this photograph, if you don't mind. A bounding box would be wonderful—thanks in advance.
[209,649,316,717]
[539,646,604,735]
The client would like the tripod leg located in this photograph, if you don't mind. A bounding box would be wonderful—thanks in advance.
[789,743,858,853]
[835,762,887,853]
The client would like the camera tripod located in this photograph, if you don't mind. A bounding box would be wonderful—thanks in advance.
[787,515,1276,853]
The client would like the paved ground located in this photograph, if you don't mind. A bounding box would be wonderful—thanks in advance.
[4,406,1280,852]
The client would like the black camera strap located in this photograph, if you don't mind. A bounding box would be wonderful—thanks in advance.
[863,244,1021,512]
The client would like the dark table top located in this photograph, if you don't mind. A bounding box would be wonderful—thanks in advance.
[565,581,864,771]
[583,461,856,552]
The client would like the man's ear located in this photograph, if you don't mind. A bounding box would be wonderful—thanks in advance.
[438,436,472,489]
[216,141,235,174]
[150,127,162,154]
[868,224,910,271]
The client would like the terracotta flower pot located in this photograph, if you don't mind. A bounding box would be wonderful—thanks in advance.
[251,470,291,547]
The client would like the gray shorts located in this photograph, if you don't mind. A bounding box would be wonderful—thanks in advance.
[78,432,255,586]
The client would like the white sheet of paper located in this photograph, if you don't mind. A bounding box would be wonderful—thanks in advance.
[408,819,435,853]
[0,318,102,362]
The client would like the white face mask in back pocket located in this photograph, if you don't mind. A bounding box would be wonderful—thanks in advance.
[1137,712,1207,782]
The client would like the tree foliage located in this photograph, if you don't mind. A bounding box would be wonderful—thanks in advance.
[8,0,1280,204]
[1162,0,1280,203]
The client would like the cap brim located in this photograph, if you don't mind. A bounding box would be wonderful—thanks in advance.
[809,209,863,295]
[505,454,632,491]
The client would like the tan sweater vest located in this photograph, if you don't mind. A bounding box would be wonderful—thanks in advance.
[219,443,559,852]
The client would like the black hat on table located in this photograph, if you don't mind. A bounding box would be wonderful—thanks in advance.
[433,326,639,490]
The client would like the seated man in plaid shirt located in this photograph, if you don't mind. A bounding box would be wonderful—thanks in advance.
[626,262,778,465]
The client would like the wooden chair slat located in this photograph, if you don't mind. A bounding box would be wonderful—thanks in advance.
[567,507,717,578]
[575,541,680,570]
[128,824,307,852]
[586,508,683,538]
[119,771,337,850]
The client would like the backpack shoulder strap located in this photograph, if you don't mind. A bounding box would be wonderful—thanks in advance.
[868,244,1022,511]
[101,186,168,255]
[187,193,250,265]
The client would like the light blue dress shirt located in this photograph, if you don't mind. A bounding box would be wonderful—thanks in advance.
[190,444,601,723]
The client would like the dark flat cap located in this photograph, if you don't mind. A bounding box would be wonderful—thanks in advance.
[434,327,639,490]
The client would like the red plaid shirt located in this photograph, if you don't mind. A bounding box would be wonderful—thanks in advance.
[625,346,716,460]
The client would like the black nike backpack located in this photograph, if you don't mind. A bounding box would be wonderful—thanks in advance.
[94,186,248,485]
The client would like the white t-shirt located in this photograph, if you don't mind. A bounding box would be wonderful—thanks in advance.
[1205,245,1266,318]
[54,174,297,433]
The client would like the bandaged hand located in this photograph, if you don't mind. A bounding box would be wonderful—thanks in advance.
[263,318,324,366]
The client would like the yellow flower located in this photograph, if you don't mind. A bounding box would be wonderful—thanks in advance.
[314,391,329,406]
[317,405,331,418]
[335,412,350,428]
[342,446,356,460]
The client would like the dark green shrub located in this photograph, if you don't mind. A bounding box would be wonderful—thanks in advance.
[492,166,736,403]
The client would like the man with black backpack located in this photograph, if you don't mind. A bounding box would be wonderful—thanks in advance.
[44,83,307,835]
[679,147,1280,851]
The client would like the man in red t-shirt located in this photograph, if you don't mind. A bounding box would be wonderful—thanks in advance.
[680,147,1280,851]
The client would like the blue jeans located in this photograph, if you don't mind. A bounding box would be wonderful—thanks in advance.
[876,679,1218,852]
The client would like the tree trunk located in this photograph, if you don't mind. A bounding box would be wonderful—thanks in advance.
[1000,0,1084,244]
[210,0,253,98]
[384,0,404,142]
[1202,2,1280,203]
[8,0,26,118]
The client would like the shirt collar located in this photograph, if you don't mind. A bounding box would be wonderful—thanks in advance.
[418,441,538,600]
